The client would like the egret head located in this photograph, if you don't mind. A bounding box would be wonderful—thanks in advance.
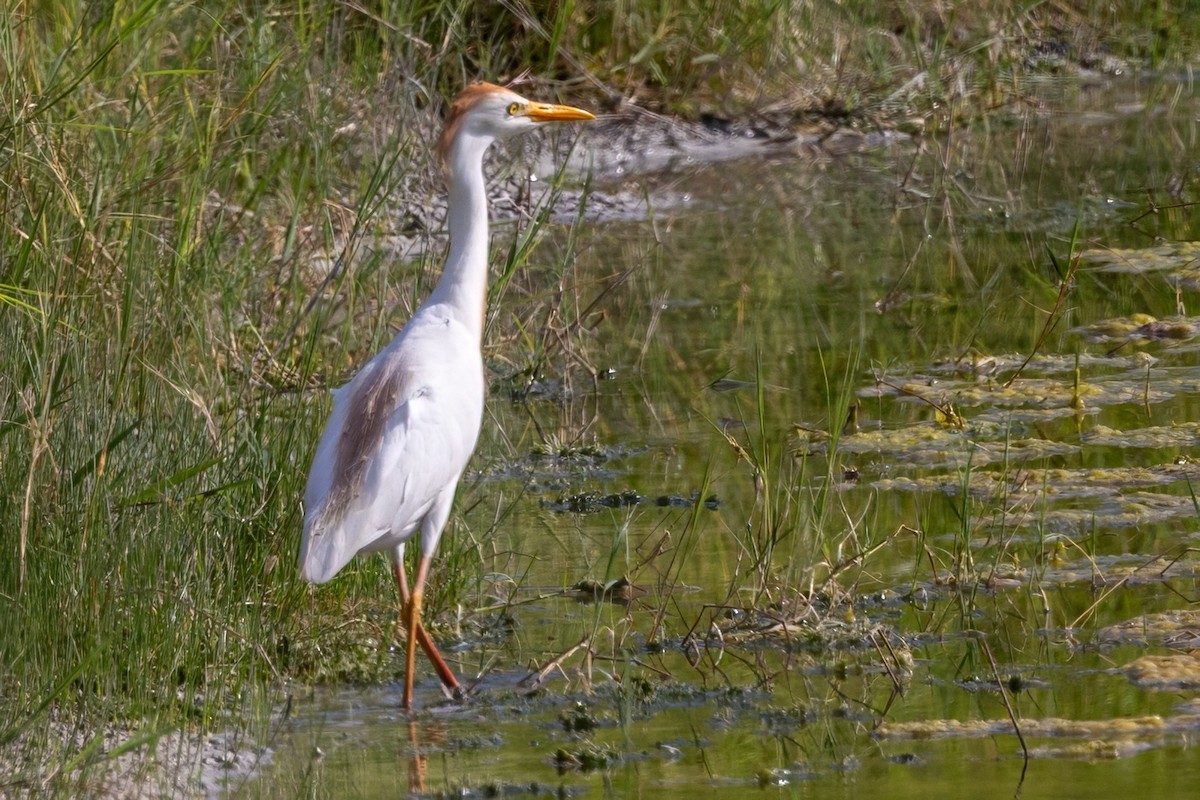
[436,82,595,174]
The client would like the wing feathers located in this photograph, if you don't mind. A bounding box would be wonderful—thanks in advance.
[325,356,408,524]
[300,352,418,582]
[299,317,484,584]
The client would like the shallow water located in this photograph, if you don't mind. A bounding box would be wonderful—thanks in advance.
[242,76,1200,798]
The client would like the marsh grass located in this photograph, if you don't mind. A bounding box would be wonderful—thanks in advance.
[3,0,1199,790]
[0,0,449,784]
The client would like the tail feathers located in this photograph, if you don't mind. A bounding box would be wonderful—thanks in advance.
[298,508,360,584]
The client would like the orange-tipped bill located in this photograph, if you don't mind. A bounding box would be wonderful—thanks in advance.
[525,102,596,123]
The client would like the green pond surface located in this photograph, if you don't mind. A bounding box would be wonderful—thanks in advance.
[242,76,1200,797]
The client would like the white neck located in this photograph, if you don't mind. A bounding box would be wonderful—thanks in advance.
[425,134,492,341]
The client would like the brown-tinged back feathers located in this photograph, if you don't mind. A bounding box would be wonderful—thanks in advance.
[316,352,410,530]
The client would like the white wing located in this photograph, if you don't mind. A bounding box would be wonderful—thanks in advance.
[299,318,483,583]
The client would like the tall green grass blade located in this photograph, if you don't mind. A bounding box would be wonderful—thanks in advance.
[119,457,223,506]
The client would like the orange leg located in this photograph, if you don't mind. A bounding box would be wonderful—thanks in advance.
[392,558,461,707]
[403,583,422,710]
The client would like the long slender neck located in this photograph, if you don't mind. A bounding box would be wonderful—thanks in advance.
[425,135,491,341]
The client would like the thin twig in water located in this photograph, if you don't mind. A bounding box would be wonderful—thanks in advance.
[980,637,1028,792]
[521,636,589,691]
[870,628,906,695]
[1004,223,1081,388]
[817,527,902,594]
[871,374,964,428]
[1069,549,1183,628]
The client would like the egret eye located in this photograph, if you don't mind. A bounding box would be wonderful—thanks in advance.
[507,102,521,116]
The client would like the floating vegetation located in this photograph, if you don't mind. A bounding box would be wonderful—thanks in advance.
[569,577,643,605]
[862,373,1172,411]
[531,436,608,461]
[543,490,721,514]
[495,373,577,404]
[482,441,630,487]
[1083,423,1200,448]
[875,462,1200,498]
[990,556,1200,589]
[925,352,1154,376]
[1098,610,1200,647]
[559,702,600,733]
[875,711,1200,742]
[1122,655,1200,691]
[1017,492,1200,532]
[552,743,621,772]
[1026,740,1154,760]
[1081,241,1200,275]
[1073,314,1200,344]
[874,459,1200,533]
[837,425,1079,468]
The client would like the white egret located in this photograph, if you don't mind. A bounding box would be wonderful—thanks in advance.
[299,83,595,709]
